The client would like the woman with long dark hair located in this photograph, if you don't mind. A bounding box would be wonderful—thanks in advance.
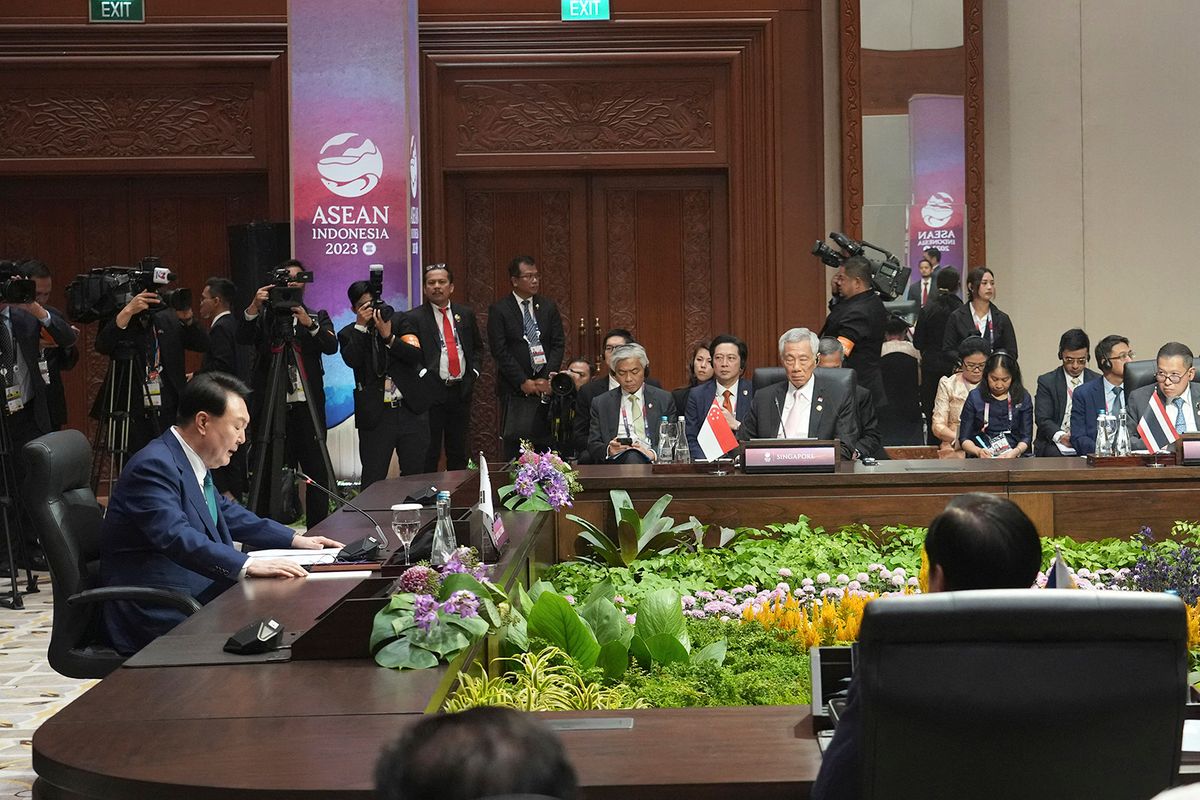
[958,350,1033,458]
[671,340,713,414]
[941,266,1018,362]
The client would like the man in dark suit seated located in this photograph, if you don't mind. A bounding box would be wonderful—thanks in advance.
[587,343,676,464]
[816,336,885,460]
[811,493,1042,800]
[685,333,754,460]
[737,328,858,460]
[99,372,343,656]
[1070,334,1134,456]
[1034,328,1099,457]
[572,328,632,462]
[1126,341,1200,449]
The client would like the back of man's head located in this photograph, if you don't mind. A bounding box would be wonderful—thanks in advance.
[924,493,1041,591]
[935,266,960,293]
[375,707,578,800]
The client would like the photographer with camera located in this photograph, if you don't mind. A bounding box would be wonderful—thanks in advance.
[24,260,79,432]
[339,279,432,489]
[1,261,79,573]
[94,271,208,460]
[820,255,889,412]
[238,259,338,526]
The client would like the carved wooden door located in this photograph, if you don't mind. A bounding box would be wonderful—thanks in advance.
[444,170,728,460]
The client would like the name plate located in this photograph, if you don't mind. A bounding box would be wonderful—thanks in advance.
[1179,434,1200,465]
[742,439,839,474]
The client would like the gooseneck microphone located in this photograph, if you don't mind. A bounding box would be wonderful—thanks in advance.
[297,471,389,555]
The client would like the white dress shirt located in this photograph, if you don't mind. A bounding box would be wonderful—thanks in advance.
[777,380,814,439]
[618,386,648,443]
[431,302,466,381]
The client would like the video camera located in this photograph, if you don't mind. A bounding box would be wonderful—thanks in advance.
[267,265,314,311]
[811,232,911,301]
[65,257,189,323]
[0,260,36,305]
[365,263,395,323]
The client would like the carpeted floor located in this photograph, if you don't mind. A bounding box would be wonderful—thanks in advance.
[0,573,96,799]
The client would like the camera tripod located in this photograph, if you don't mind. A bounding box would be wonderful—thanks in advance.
[246,310,336,522]
[90,319,160,498]
[0,400,38,610]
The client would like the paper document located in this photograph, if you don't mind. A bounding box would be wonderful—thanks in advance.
[1184,720,1200,753]
[246,547,341,565]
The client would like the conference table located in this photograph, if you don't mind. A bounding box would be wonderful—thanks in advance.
[32,460,1200,799]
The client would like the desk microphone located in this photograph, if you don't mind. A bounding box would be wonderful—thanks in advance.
[297,471,389,560]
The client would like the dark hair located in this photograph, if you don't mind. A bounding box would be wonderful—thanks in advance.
[965,266,994,301]
[423,263,455,283]
[1095,334,1130,372]
[346,280,372,305]
[375,707,578,800]
[924,493,1041,591]
[884,315,910,340]
[279,258,304,271]
[957,335,992,363]
[1157,341,1194,370]
[507,255,536,279]
[1057,328,1090,360]
[923,246,942,262]
[708,333,747,371]
[177,371,249,425]
[983,350,1026,403]
[935,267,960,293]
[204,277,237,306]
[22,259,51,279]
[686,340,712,386]
[604,328,634,346]
[842,255,873,285]
[567,356,592,371]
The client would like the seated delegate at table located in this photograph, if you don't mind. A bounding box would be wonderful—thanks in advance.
[811,493,1043,800]
[931,336,991,457]
[587,343,675,464]
[1070,334,1134,455]
[958,350,1033,458]
[100,371,343,655]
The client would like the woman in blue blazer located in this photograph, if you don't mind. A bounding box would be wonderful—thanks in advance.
[958,350,1033,458]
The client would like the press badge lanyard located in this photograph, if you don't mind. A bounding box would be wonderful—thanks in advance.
[981,397,1012,433]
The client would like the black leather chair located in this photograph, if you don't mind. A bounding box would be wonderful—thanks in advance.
[857,589,1187,800]
[752,365,786,392]
[22,429,200,679]
[1124,358,1158,395]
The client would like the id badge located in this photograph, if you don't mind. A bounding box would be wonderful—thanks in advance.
[286,365,306,404]
[38,354,50,386]
[383,376,402,405]
[987,434,1012,456]
[529,342,547,367]
[144,371,163,408]
[5,385,23,414]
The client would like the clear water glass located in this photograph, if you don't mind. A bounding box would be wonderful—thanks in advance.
[391,503,423,565]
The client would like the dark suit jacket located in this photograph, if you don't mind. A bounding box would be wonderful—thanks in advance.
[1070,376,1123,456]
[684,377,754,459]
[942,302,1018,362]
[41,305,79,430]
[408,301,484,401]
[1034,366,1100,456]
[237,308,338,429]
[198,312,246,380]
[99,430,295,655]
[4,305,77,435]
[586,384,676,464]
[821,290,889,409]
[1126,382,1200,449]
[852,384,884,459]
[485,294,565,397]
[905,275,937,306]
[574,374,664,463]
[94,308,206,424]
[737,374,860,459]
[338,317,433,430]
[912,293,963,381]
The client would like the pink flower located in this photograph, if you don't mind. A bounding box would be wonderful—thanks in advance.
[626,614,637,625]
[847,580,861,591]
[856,572,870,583]
[778,568,793,578]
[816,573,831,584]
[907,576,919,587]
[891,574,905,587]
[836,574,850,584]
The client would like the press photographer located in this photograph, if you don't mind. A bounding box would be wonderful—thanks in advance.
[339,269,432,489]
[87,259,207,466]
[238,259,338,525]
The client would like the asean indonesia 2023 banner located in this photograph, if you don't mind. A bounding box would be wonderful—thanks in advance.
[289,0,422,432]
[907,94,965,280]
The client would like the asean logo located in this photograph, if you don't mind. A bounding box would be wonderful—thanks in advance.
[317,133,383,198]
[921,192,955,228]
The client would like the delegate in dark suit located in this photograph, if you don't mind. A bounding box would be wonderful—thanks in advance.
[1034,365,1100,457]
[820,290,889,410]
[486,292,565,458]
[100,431,296,655]
[684,378,754,460]
[1070,377,1123,456]
[338,313,433,487]
[94,307,208,453]
[575,374,665,463]
[587,384,676,464]
[1125,381,1200,448]
[409,300,483,472]
[737,372,859,460]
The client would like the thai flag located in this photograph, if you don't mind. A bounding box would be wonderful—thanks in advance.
[1136,391,1179,453]
[697,402,738,461]
[1045,546,1076,589]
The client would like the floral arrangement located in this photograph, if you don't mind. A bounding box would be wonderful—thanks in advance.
[498,441,580,512]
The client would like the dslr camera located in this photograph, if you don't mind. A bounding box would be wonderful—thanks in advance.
[365,263,394,323]
[268,266,314,311]
[65,257,189,323]
[0,260,36,305]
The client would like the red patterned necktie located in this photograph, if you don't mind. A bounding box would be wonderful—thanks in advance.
[440,307,461,378]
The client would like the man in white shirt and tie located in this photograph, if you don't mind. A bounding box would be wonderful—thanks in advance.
[906,257,936,307]
[586,343,676,464]
[737,328,859,459]
[1034,329,1099,457]
[1127,342,1200,449]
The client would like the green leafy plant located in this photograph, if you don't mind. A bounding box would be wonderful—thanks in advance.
[567,490,703,567]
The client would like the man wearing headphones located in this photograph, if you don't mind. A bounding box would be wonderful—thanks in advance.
[1069,334,1134,456]
[1033,329,1099,457]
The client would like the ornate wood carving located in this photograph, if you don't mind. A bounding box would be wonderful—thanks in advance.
[964,0,986,266]
[455,80,715,154]
[682,188,714,350]
[839,0,864,239]
[538,190,573,328]
[604,190,637,333]
[464,190,499,462]
[0,85,254,160]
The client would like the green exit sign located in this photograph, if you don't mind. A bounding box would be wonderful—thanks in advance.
[90,0,145,23]
[561,0,609,21]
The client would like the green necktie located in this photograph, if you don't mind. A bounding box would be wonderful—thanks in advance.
[203,471,219,525]
[629,394,645,440]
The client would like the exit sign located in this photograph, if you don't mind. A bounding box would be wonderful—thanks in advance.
[561,0,609,21]
[90,0,145,23]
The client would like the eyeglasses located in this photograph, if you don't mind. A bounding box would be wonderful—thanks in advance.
[962,361,986,373]
[1156,370,1188,384]
[1111,351,1135,361]
[1062,356,1089,366]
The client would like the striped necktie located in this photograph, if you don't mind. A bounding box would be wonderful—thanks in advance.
[521,299,542,350]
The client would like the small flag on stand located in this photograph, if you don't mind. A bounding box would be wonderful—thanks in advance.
[1136,392,1180,454]
[1046,546,1076,589]
[697,402,738,461]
